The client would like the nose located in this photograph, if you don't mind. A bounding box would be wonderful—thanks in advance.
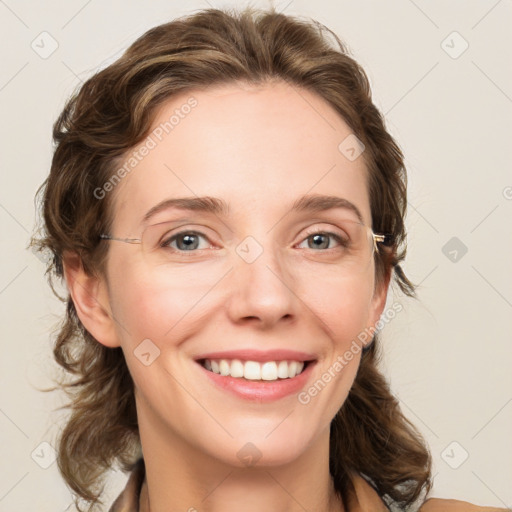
[225,237,298,329]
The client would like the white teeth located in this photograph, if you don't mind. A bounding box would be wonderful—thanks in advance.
[219,360,230,376]
[261,362,277,381]
[230,359,244,378]
[201,359,306,381]
[244,361,261,380]
[277,360,289,378]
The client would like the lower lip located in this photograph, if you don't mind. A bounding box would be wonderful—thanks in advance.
[196,361,316,402]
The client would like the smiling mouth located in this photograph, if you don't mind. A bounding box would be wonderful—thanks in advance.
[198,358,314,381]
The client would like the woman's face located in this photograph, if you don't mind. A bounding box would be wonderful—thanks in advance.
[94,80,389,468]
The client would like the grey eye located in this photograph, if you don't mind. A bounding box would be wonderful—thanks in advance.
[162,231,209,251]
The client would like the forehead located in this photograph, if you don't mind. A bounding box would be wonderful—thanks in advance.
[110,80,370,230]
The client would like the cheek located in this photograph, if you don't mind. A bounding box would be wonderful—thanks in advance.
[305,271,376,344]
[109,258,376,349]
[108,264,222,348]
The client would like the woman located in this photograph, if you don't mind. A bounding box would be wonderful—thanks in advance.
[31,6,507,512]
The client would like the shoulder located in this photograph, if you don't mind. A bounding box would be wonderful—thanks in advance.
[419,497,509,511]
[109,458,146,512]
[348,472,508,512]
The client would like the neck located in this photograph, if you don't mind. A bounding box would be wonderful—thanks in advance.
[136,399,344,512]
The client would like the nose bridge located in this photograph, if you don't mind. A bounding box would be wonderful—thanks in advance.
[227,231,298,323]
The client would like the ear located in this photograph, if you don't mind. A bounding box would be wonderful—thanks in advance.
[62,251,120,348]
[364,266,393,346]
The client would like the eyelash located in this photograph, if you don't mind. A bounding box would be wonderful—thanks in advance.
[160,228,348,255]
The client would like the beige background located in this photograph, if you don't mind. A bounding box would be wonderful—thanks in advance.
[0,0,511,510]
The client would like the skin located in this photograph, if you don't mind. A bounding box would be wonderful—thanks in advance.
[64,80,391,512]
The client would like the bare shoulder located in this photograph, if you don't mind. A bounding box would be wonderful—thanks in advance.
[420,497,510,511]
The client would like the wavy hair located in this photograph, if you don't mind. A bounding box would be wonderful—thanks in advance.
[31,6,432,511]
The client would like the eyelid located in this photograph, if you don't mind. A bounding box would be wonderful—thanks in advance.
[154,221,219,237]
[300,223,347,237]
[159,219,345,234]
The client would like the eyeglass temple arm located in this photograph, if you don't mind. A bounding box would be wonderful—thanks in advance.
[99,234,142,244]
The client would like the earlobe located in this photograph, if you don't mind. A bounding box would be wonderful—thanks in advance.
[62,251,120,348]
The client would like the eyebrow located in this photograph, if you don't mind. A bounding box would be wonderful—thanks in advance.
[142,194,364,224]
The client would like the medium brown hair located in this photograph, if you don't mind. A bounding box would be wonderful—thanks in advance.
[31,6,432,511]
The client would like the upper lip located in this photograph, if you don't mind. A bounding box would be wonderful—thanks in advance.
[194,349,317,363]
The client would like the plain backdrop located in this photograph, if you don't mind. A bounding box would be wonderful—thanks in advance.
[0,0,511,510]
